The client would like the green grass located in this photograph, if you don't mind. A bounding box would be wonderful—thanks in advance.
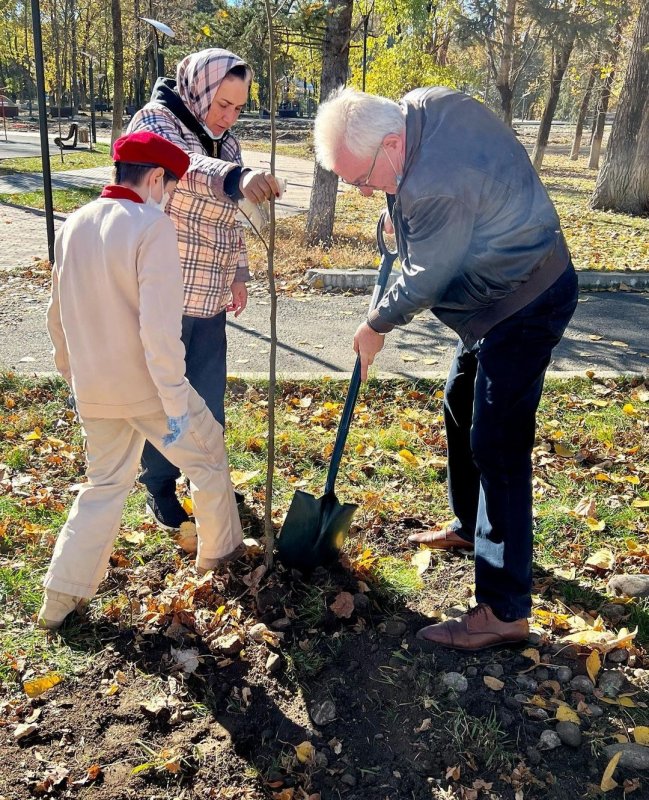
[0,142,112,174]
[0,187,101,212]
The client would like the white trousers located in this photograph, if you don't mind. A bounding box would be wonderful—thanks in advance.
[43,386,243,598]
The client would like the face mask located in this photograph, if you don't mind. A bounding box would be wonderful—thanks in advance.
[146,186,170,212]
[202,122,225,141]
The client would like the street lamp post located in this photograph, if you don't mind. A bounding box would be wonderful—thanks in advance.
[140,17,175,79]
[30,0,55,264]
[0,89,8,143]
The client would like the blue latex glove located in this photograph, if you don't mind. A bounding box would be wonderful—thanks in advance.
[162,413,190,448]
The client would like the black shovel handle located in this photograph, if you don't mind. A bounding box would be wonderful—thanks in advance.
[324,212,399,496]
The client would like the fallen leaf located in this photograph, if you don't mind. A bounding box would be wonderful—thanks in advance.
[600,750,621,792]
[556,705,581,724]
[122,530,147,544]
[632,726,649,745]
[554,443,573,457]
[585,548,615,571]
[398,448,420,466]
[483,676,504,691]
[13,722,39,741]
[586,650,601,683]
[170,646,200,674]
[574,497,597,517]
[623,404,636,415]
[411,548,432,576]
[294,741,315,764]
[330,591,354,619]
[230,469,260,487]
[521,647,541,665]
[72,764,102,785]
[446,764,461,781]
[23,672,63,698]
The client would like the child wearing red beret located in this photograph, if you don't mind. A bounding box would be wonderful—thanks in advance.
[39,131,243,630]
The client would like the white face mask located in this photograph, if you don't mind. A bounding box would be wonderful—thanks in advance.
[146,185,170,212]
[202,122,225,141]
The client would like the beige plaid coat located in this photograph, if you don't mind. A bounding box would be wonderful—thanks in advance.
[128,49,251,318]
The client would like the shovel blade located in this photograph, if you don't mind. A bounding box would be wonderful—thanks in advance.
[278,490,358,570]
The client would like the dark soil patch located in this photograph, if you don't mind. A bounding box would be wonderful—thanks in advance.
[2,536,647,800]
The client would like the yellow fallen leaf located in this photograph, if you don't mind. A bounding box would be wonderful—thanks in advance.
[230,469,260,487]
[556,704,581,724]
[600,751,621,791]
[398,449,420,466]
[600,696,638,708]
[554,443,573,457]
[181,496,193,514]
[484,676,504,691]
[632,726,649,745]
[23,672,63,698]
[595,472,613,482]
[521,647,541,664]
[295,741,315,764]
[586,650,601,683]
[559,626,637,653]
[411,548,432,576]
[585,517,606,532]
[622,404,636,415]
[24,428,42,441]
[529,694,549,708]
[613,733,629,743]
[625,475,640,485]
[631,499,649,508]
[585,548,615,571]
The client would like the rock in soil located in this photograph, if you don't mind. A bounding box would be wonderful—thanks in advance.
[569,675,595,694]
[607,574,649,598]
[265,653,282,674]
[556,666,573,683]
[442,672,468,693]
[539,730,562,750]
[310,699,337,726]
[556,721,582,748]
[484,663,504,678]
[382,619,407,637]
[607,648,628,663]
[604,743,649,771]
[598,670,625,698]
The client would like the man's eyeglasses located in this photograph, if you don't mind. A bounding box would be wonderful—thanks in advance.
[341,145,381,188]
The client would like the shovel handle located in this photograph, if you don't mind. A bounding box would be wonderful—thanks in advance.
[324,211,399,495]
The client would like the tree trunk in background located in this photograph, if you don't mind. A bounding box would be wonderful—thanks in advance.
[305,0,353,247]
[591,0,649,214]
[570,57,598,160]
[588,21,622,170]
[110,0,124,145]
[495,0,517,126]
[532,35,575,170]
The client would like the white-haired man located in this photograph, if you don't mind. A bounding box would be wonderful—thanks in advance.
[314,86,578,651]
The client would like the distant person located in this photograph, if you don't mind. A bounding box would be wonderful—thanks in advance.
[39,131,243,630]
[128,48,282,531]
[313,86,578,651]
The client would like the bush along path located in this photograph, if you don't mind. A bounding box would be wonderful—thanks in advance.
[1,374,649,799]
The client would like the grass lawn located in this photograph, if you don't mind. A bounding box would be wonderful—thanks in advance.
[1,373,648,798]
[0,143,113,175]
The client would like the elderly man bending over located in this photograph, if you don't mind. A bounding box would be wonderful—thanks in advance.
[314,86,577,651]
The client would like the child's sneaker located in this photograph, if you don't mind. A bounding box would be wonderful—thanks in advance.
[146,491,189,531]
[37,590,84,630]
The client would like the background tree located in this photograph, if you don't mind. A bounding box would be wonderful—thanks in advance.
[110,0,123,144]
[304,0,353,247]
[591,0,649,213]
[570,54,599,159]
[588,19,622,169]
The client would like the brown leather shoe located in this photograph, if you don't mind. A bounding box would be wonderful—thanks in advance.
[416,604,529,651]
[407,527,474,550]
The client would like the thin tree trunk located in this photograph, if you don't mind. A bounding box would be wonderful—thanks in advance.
[495,0,517,126]
[570,57,598,160]
[305,0,353,247]
[589,21,622,170]
[591,0,649,214]
[110,0,124,144]
[532,36,575,170]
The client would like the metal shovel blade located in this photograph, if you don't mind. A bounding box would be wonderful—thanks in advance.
[277,489,358,571]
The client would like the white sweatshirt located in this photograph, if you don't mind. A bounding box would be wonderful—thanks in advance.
[47,188,189,419]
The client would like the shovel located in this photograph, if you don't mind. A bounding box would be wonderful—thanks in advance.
[277,213,398,571]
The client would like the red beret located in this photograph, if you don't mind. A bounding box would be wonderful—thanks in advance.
[112,131,190,181]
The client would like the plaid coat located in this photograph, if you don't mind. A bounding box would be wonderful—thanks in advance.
[128,49,251,318]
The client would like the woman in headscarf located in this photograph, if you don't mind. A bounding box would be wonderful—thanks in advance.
[128,48,281,533]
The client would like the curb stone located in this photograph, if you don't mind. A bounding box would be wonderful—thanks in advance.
[305,268,649,293]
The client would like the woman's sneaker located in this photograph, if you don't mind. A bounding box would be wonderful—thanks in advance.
[37,590,84,630]
[146,491,189,532]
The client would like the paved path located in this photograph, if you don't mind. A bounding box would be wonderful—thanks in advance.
[1,274,647,378]
[0,149,317,271]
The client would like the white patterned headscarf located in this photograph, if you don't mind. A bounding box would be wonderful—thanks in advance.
[176,48,251,125]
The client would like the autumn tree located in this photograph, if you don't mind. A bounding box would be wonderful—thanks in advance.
[591,0,649,214]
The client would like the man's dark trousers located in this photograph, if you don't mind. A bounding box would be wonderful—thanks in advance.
[141,311,227,497]
[442,263,578,622]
